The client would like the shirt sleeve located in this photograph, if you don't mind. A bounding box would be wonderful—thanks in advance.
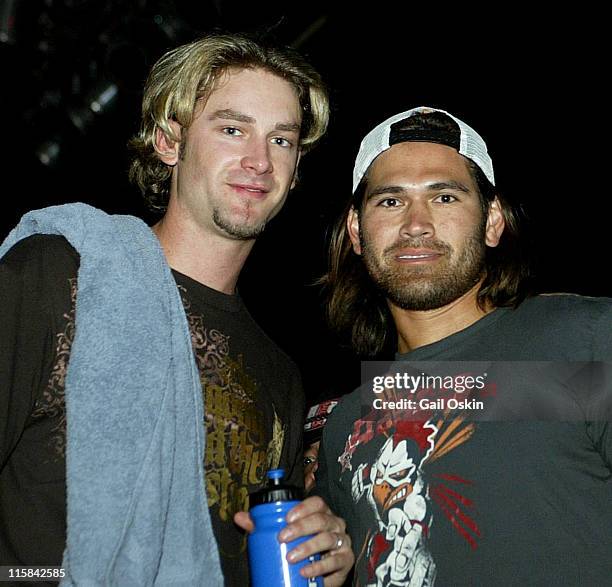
[590,303,612,471]
[585,302,612,472]
[0,235,77,470]
[583,362,612,472]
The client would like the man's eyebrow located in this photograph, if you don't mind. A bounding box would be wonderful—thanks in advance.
[208,109,255,124]
[208,109,301,133]
[365,185,405,201]
[427,180,471,193]
[275,122,301,133]
[365,180,472,201]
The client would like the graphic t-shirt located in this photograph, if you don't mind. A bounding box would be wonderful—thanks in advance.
[0,234,304,586]
[317,295,612,586]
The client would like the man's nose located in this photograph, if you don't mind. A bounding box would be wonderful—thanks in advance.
[399,201,435,239]
[241,138,273,175]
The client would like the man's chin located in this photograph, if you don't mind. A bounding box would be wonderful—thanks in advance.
[221,223,266,240]
[385,277,482,311]
[212,212,267,240]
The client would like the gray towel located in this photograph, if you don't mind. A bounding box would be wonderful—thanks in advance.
[0,203,223,586]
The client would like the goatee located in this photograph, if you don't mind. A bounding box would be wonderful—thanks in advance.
[212,208,267,240]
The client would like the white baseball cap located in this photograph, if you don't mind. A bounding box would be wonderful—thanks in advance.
[352,106,495,193]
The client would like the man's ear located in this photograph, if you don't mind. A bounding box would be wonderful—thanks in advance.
[154,120,182,166]
[485,197,505,247]
[347,206,362,255]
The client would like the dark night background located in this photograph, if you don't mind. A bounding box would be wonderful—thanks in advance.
[1,2,608,404]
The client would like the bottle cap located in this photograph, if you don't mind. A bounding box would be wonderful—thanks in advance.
[249,468,304,507]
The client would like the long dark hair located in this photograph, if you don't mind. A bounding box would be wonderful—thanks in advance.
[320,114,531,357]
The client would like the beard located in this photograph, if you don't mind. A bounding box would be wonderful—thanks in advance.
[361,221,487,311]
[212,207,267,240]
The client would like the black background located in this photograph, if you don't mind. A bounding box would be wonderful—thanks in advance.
[1,2,608,402]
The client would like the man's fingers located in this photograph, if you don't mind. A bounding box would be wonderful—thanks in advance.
[280,497,346,543]
[279,511,341,543]
[286,530,352,563]
[296,532,354,586]
[233,511,254,533]
[286,495,331,523]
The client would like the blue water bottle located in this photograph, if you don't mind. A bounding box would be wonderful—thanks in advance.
[248,469,323,587]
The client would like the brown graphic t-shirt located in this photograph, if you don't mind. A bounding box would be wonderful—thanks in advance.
[174,270,304,584]
[0,235,304,586]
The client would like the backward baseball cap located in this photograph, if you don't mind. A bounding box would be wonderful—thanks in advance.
[352,106,495,194]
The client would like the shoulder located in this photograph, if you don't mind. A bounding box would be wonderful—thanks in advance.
[1,234,79,318]
[1,235,80,295]
[517,293,612,324]
[1,234,79,271]
[513,294,612,359]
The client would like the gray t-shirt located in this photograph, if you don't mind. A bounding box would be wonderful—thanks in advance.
[317,294,612,586]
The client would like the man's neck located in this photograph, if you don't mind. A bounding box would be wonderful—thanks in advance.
[152,210,255,295]
[391,283,494,354]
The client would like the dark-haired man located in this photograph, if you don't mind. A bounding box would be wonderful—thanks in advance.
[316,106,612,585]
